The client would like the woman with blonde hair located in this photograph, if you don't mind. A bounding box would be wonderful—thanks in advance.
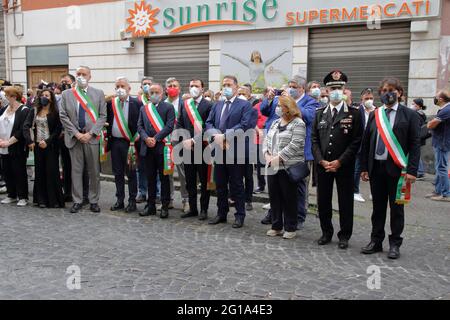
[263,96,306,239]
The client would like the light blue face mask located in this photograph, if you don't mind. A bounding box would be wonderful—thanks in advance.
[311,88,321,98]
[289,88,300,99]
[330,90,344,103]
[223,87,234,99]
[143,84,151,94]
[150,94,160,104]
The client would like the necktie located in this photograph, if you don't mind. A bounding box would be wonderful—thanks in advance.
[376,108,393,156]
[219,101,231,132]
[78,90,86,131]
[332,107,338,122]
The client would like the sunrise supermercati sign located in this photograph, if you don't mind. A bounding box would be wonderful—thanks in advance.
[125,0,441,38]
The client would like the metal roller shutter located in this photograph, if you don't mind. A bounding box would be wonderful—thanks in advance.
[145,35,209,90]
[308,22,411,101]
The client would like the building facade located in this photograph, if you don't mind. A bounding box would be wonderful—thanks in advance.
[3,0,450,114]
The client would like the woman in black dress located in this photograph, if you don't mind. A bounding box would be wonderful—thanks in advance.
[24,89,65,208]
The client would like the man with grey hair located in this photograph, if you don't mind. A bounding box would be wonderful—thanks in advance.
[165,77,189,213]
[59,66,107,213]
[106,77,143,213]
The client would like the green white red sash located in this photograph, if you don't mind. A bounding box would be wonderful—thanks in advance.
[138,94,149,105]
[112,97,140,169]
[144,102,174,175]
[72,87,107,162]
[375,106,411,204]
[184,98,203,134]
[207,163,216,191]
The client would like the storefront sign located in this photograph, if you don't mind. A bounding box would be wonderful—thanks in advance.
[125,0,441,37]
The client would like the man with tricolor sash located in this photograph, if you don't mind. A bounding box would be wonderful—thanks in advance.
[137,83,175,219]
[106,77,142,214]
[59,66,107,214]
[361,77,420,260]
[175,78,213,221]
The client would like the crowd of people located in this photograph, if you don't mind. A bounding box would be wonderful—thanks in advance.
[0,66,449,260]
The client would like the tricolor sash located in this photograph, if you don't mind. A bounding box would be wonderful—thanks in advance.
[375,106,411,204]
[111,97,140,169]
[138,94,149,105]
[144,103,174,175]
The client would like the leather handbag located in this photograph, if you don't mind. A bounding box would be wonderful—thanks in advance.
[284,161,310,184]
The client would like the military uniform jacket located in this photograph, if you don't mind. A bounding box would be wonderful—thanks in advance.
[312,102,363,168]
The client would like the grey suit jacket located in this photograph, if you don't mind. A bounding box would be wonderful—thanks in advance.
[59,86,107,149]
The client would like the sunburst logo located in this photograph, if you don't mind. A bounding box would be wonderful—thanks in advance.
[126,1,160,38]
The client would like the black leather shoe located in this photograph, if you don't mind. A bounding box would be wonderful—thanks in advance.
[246,203,253,211]
[261,212,272,225]
[90,204,101,213]
[361,241,383,254]
[110,202,125,212]
[199,210,208,221]
[317,236,332,246]
[338,239,349,250]
[160,208,169,219]
[232,219,244,229]
[181,211,198,219]
[70,203,82,213]
[140,206,156,217]
[388,246,400,259]
[209,215,227,225]
[125,202,137,213]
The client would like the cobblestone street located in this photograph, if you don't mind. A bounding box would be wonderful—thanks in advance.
[0,176,448,300]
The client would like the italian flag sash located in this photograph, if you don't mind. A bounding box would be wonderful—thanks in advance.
[375,107,411,204]
[144,103,174,175]
[72,87,108,162]
[138,94,149,105]
[112,97,140,169]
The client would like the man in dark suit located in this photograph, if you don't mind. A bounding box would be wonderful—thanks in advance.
[106,77,142,213]
[176,78,213,220]
[360,77,420,259]
[205,75,254,228]
[312,70,363,249]
[137,83,175,219]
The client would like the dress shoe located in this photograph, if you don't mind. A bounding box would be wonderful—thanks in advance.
[110,202,125,212]
[140,206,156,217]
[261,212,272,225]
[317,236,332,246]
[246,203,253,211]
[338,239,349,250]
[208,215,227,225]
[125,202,137,213]
[199,210,208,221]
[90,204,101,213]
[388,246,400,259]
[70,203,83,213]
[181,211,198,219]
[160,208,169,219]
[361,241,383,254]
[232,219,244,229]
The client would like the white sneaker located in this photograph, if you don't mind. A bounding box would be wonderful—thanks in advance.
[283,232,297,240]
[0,186,7,194]
[1,197,17,204]
[266,229,283,237]
[17,199,28,207]
[354,193,366,203]
[263,203,271,210]
[182,201,190,213]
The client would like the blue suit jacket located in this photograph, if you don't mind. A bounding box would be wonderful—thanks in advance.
[260,94,319,161]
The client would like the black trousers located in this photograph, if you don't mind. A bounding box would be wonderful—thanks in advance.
[184,162,210,213]
[317,165,354,241]
[110,138,138,204]
[2,152,28,200]
[370,160,405,247]
[34,145,65,208]
[255,143,266,190]
[268,170,298,232]
[216,163,246,221]
[145,150,170,208]
[60,138,89,201]
[244,163,254,203]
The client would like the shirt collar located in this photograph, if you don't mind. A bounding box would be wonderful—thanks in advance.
[330,101,344,112]
[296,93,305,104]
[384,103,399,111]
[226,95,237,104]
[195,96,203,104]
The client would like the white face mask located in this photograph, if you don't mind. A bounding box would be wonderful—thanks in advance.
[364,99,375,110]
[190,87,201,99]
[275,106,283,117]
[320,97,329,104]
[76,76,88,89]
[204,97,212,102]
[116,88,127,99]
[238,95,248,101]
[310,88,321,99]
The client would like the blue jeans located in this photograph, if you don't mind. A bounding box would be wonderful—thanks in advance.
[354,156,362,194]
[418,158,425,177]
[434,147,449,197]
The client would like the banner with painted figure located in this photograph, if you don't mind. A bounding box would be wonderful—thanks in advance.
[221,30,293,93]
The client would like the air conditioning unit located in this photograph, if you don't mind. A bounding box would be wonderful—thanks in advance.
[122,40,135,50]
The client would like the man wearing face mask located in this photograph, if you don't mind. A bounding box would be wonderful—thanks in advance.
[137,83,175,219]
[176,79,213,220]
[106,77,142,214]
[206,75,254,229]
[360,77,420,259]
[59,66,107,214]
[319,88,330,108]
[308,81,322,103]
[354,88,376,203]
[165,77,189,213]
[312,70,363,250]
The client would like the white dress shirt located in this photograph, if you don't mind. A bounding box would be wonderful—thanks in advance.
[220,95,237,120]
[375,103,399,161]
[112,96,130,138]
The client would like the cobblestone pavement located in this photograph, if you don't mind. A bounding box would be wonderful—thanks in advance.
[0,175,448,300]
